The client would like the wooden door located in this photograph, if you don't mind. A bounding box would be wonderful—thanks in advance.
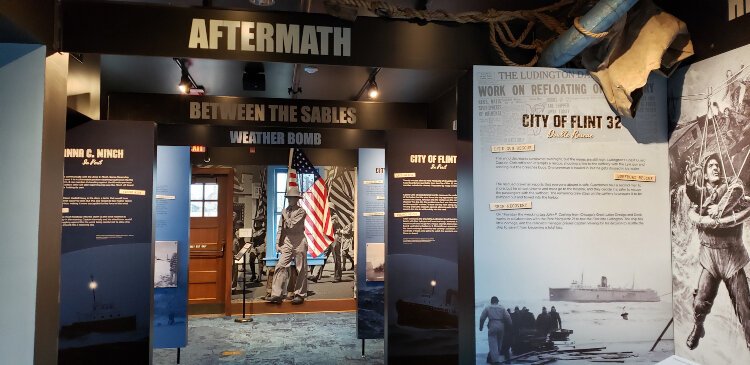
[188,169,233,313]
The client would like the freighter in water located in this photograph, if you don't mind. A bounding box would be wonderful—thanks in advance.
[549,275,659,303]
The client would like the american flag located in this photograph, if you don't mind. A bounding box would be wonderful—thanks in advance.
[288,148,335,257]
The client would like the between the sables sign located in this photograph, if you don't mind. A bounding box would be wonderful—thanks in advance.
[188,18,351,56]
[729,0,749,21]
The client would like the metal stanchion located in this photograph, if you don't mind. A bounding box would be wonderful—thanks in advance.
[235,252,253,323]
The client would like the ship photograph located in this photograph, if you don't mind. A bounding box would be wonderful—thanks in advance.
[476,271,672,364]
[396,281,458,329]
[388,254,459,359]
[549,275,660,303]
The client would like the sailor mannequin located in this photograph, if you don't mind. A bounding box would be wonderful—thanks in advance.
[267,186,308,305]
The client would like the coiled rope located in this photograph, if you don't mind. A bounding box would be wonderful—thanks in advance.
[323,0,592,67]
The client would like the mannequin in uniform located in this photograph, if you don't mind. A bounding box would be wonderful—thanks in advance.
[267,186,308,305]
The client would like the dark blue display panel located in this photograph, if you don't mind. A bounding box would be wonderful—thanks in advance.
[386,130,458,364]
[357,148,385,339]
[59,121,155,365]
[153,146,190,349]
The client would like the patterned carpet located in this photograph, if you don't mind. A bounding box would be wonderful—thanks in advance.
[153,312,384,365]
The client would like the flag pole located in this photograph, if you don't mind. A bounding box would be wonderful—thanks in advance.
[286,148,294,207]
[288,148,294,169]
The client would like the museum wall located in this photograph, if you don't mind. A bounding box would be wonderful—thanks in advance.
[0,44,47,364]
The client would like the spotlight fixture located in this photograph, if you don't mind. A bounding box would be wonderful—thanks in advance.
[355,67,382,101]
[367,80,379,99]
[178,69,191,94]
[173,58,205,95]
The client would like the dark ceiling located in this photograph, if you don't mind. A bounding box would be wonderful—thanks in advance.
[101,56,466,103]
[92,0,559,104]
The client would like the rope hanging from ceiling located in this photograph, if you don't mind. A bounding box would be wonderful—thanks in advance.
[323,0,594,67]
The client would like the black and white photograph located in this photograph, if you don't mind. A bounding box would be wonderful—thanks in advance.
[365,243,384,282]
[475,273,673,364]
[154,241,178,288]
[669,42,750,364]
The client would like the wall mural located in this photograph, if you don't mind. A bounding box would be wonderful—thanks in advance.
[670,42,750,364]
[196,163,358,303]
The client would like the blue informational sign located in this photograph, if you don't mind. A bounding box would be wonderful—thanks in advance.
[59,121,155,364]
[357,148,385,339]
[153,146,190,349]
[385,131,458,363]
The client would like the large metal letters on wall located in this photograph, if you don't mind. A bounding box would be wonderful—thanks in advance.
[60,1,490,70]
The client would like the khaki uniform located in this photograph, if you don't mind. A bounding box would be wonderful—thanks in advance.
[270,204,308,298]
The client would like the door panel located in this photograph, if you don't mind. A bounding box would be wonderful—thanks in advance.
[188,173,229,309]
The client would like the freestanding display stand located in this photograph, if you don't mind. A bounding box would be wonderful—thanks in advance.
[235,243,254,323]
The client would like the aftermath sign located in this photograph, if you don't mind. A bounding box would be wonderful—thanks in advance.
[60,1,490,69]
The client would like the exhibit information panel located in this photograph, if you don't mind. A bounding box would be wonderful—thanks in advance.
[669,42,750,364]
[386,130,458,364]
[472,66,672,364]
[59,121,155,364]
[153,146,190,348]
[357,148,385,339]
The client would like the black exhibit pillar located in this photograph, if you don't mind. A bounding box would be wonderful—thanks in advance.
[59,120,156,365]
[456,73,475,365]
[385,129,458,364]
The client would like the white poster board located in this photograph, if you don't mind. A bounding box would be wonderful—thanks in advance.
[472,66,673,363]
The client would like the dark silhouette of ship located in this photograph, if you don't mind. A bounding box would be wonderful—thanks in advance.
[549,275,659,303]
[396,282,458,329]
[59,275,137,339]
[59,302,137,338]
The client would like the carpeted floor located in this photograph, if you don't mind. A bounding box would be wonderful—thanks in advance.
[153,312,384,365]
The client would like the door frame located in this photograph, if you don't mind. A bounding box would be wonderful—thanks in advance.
[191,167,234,315]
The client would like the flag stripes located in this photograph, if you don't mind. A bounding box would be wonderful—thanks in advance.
[289,148,334,258]
[330,169,356,227]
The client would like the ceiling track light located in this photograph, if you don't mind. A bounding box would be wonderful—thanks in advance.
[367,80,379,99]
[178,69,191,94]
[355,67,382,101]
[173,58,205,95]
